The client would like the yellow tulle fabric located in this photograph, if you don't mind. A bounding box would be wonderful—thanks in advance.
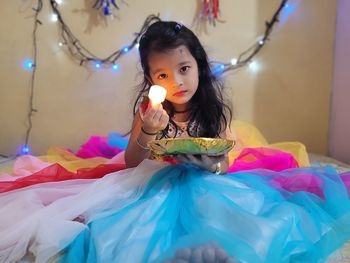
[229,120,310,167]
[39,147,108,172]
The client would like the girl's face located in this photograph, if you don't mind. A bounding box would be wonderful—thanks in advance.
[148,45,199,111]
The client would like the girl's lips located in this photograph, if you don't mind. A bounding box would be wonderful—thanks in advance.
[173,90,187,97]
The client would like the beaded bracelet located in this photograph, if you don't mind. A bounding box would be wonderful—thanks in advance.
[136,137,150,151]
[141,127,158,136]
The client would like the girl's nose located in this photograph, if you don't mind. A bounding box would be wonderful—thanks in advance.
[173,74,184,88]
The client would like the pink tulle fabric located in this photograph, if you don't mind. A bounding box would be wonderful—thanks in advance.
[272,170,350,198]
[0,155,51,181]
[228,147,299,173]
[76,136,123,159]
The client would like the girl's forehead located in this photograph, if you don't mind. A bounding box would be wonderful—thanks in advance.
[148,45,195,69]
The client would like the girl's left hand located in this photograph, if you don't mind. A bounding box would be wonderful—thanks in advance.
[173,154,225,172]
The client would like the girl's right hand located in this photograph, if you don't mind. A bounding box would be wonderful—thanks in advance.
[141,104,169,134]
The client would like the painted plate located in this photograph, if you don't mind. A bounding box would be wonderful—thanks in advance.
[148,137,234,156]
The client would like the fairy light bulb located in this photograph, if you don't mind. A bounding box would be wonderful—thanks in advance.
[112,64,119,71]
[23,59,34,70]
[230,58,237,65]
[94,61,102,69]
[51,13,58,22]
[249,60,260,72]
[148,85,167,106]
[20,145,30,155]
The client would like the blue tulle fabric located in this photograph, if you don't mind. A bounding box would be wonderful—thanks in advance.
[59,164,350,263]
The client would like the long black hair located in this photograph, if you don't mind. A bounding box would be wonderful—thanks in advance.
[134,20,232,138]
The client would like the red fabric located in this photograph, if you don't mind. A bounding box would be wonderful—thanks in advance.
[0,163,126,193]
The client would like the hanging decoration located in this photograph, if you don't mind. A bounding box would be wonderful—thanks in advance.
[93,0,125,16]
[50,0,159,68]
[0,0,294,159]
[199,0,222,26]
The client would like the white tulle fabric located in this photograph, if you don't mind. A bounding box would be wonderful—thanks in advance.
[0,160,167,263]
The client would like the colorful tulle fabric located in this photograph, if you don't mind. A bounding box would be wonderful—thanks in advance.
[0,162,126,193]
[57,163,350,263]
[76,136,124,159]
[229,120,310,167]
[228,147,299,173]
[0,121,348,262]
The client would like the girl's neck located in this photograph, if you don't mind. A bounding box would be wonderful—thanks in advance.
[173,111,190,122]
[172,103,191,122]
[174,108,190,114]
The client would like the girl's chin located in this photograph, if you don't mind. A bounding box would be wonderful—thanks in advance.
[169,96,192,105]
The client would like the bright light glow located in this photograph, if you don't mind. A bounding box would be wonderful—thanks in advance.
[51,13,58,22]
[55,0,63,4]
[112,64,119,71]
[123,47,129,53]
[135,43,140,49]
[58,42,64,47]
[230,58,237,65]
[212,64,225,76]
[248,61,260,72]
[23,59,34,70]
[20,145,30,155]
[94,61,102,69]
[280,2,298,23]
[148,85,167,106]
[259,39,264,45]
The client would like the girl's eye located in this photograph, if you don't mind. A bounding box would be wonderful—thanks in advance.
[157,73,168,80]
[180,66,190,73]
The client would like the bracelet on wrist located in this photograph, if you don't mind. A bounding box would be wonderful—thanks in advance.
[141,126,158,136]
[136,137,150,151]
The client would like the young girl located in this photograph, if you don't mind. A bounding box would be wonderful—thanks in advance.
[125,20,234,173]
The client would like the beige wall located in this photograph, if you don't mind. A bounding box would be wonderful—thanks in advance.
[0,0,336,155]
[329,0,350,164]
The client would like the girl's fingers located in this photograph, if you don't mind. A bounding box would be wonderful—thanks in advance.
[173,154,188,162]
[152,105,164,121]
[159,110,169,124]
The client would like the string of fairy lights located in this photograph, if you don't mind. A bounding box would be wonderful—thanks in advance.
[1,0,295,159]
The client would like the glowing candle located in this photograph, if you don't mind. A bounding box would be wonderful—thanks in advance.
[148,85,167,106]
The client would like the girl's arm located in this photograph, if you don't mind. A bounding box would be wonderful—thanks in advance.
[215,125,235,174]
[125,105,169,168]
[124,113,154,168]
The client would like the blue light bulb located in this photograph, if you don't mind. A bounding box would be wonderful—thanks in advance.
[94,61,102,69]
[112,64,119,71]
[212,64,225,76]
[20,145,30,155]
[23,59,34,70]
